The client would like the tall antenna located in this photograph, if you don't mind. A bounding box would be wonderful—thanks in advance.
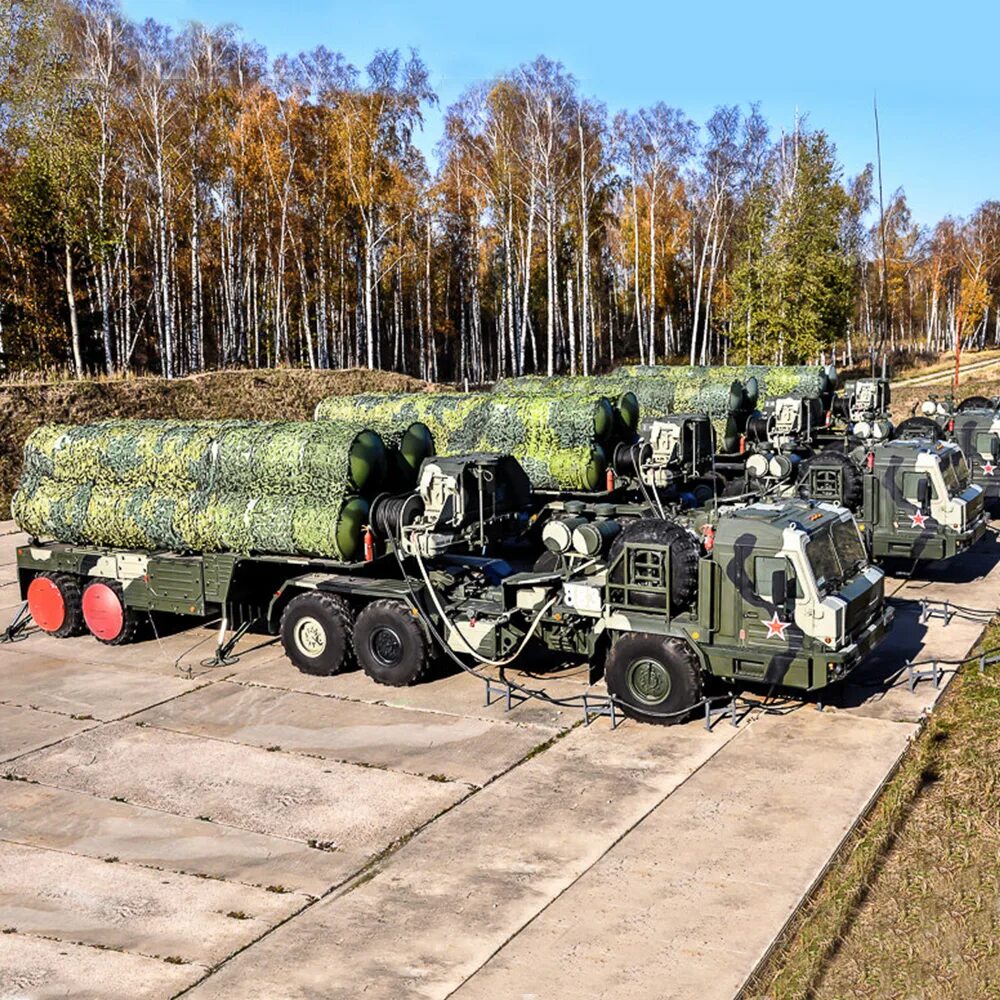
[874,93,890,377]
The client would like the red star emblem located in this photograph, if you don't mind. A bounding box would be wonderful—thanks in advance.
[984,461,995,476]
[763,612,790,640]
[910,511,928,529]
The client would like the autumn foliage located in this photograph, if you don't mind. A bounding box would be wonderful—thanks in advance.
[2,0,999,381]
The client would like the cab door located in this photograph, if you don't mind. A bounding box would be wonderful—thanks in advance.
[731,543,804,685]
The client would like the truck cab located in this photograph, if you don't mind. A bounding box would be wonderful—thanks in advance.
[685,501,889,691]
[855,440,986,562]
[536,498,891,722]
[907,397,1000,506]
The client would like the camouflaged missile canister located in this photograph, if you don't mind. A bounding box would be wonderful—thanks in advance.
[616,364,826,404]
[11,420,383,561]
[315,391,615,492]
[492,376,641,434]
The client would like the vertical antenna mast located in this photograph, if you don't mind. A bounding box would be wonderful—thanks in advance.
[874,93,890,377]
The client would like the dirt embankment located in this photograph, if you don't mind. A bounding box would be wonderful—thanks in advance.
[890,370,1000,423]
[0,368,433,513]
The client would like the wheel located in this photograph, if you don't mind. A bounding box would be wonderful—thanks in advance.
[957,396,993,412]
[604,633,702,725]
[532,550,563,573]
[81,580,142,645]
[607,518,700,612]
[354,599,432,687]
[722,477,751,498]
[894,415,942,441]
[26,572,85,638]
[692,472,725,502]
[280,592,355,676]
[799,450,863,510]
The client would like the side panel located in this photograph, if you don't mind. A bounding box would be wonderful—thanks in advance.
[126,555,206,615]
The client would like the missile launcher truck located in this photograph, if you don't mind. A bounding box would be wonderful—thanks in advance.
[14,450,891,724]
[896,395,1000,508]
[709,375,986,564]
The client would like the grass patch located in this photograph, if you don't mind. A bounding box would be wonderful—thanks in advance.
[743,621,1000,1000]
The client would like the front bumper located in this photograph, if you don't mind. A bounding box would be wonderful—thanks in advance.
[823,605,895,684]
[949,515,988,557]
[872,515,986,563]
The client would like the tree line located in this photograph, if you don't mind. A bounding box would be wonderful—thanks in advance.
[2,0,999,382]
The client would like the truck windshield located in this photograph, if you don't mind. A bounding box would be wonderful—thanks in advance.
[952,450,970,489]
[806,530,842,592]
[831,518,867,573]
[940,453,961,494]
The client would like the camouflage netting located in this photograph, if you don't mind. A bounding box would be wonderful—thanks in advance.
[316,391,615,491]
[492,376,641,433]
[616,365,828,405]
[12,420,385,560]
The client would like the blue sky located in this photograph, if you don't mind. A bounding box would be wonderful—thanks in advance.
[122,0,999,226]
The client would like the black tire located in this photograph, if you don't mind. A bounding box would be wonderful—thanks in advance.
[957,395,993,412]
[28,572,86,638]
[894,415,942,442]
[354,599,432,687]
[81,579,142,646]
[604,632,702,725]
[607,518,700,612]
[722,477,751,498]
[799,450,863,511]
[280,592,355,676]
[692,472,725,502]
[532,550,563,573]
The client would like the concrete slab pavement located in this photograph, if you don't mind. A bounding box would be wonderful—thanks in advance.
[0,934,199,999]
[133,680,559,786]
[181,720,739,1000]
[236,655,581,730]
[0,841,303,966]
[0,703,97,762]
[835,536,1000,724]
[0,515,997,1000]
[0,654,202,721]
[5,722,468,850]
[0,781,347,895]
[451,711,914,1000]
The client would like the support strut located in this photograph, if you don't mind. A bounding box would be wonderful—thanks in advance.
[1,601,31,644]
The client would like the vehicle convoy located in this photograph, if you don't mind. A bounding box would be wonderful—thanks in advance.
[709,374,987,564]
[13,448,891,724]
[896,395,1000,506]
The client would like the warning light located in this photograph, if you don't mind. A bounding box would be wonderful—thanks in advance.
[606,467,615,492]
[866,451,875,471]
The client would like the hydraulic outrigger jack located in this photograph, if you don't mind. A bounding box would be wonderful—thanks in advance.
[1,601,31,644]
[200,616,256,668]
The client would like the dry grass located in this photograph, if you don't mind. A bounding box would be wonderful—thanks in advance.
[743,623,1000,1000]
[0,367,433,511]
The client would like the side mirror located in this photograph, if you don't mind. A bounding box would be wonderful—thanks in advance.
[917,477,931,507]
[771,569,796,606]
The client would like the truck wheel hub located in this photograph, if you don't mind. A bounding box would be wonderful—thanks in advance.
[27,576,65,633]
[82,583,124,641]
[294,616,327,657]
[627,657,672,705]
[371,626,403,666]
